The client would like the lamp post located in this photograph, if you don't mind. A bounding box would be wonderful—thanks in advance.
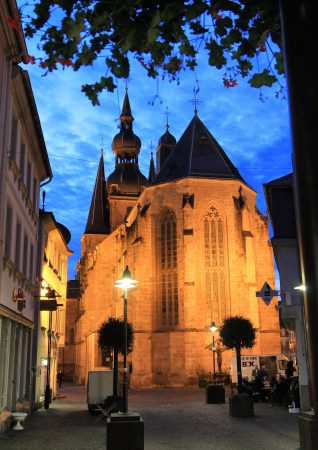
[115,265,137,414]
[210,322,217,383]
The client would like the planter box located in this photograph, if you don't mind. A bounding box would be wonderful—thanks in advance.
[107,413,144,450]
[229,394,254,417]
[206,384,225,404]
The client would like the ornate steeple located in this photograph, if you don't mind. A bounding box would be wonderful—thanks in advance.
[107,91,147,195]
[155,115,176,174]
[84,151,110,234]
[111,89,141,164]
[120,88,133,123]
[148,151,156,183]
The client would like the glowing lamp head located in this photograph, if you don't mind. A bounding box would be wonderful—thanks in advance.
[294,284,306,291]
[210,321,217,333]
[115,265,138,289]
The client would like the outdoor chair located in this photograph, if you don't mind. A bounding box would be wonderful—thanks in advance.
[95,401,117,423]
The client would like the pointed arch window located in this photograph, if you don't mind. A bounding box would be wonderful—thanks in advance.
[160,209,178,327]
[204,206,226,324]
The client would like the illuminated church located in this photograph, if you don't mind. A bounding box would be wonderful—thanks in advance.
[74,92,280,387]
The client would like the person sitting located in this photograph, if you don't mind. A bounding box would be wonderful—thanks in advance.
[242,377,253,396]
[252,375,264,402]
[269,376,278,405]
[275,375,289,405]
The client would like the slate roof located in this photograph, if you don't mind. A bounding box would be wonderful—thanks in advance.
[120,90,133,120]
[263,173,296,239]
[148,153,156,183]
[84,153,110,234]
[153,114,245,185]
[264,173,294,186]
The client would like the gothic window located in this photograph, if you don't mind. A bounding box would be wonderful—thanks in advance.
[160,209,178,327]
[204,205,226,324]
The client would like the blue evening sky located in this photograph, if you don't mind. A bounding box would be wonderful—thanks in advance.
[19,13,293,282]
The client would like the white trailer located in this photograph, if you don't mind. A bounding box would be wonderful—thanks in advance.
[87,370,114,412]
[230,355,289,383]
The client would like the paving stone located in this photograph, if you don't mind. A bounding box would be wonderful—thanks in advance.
[0,383,300,450]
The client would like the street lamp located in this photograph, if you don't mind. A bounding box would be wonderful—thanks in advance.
[115,265,137,413]
[210,321,218,383]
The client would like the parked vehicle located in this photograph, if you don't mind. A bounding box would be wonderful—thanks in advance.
[230,355,289,383]
[87,370,114,412]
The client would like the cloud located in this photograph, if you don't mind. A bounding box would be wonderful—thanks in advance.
[22,37,292,279]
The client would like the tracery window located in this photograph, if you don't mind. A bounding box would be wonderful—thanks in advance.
[160,209,178,327]
[204,205,226,324]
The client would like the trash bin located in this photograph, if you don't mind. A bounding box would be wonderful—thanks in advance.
[206,384,225,404]
[229,394,254,417]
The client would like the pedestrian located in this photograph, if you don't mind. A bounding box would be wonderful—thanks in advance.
[57,370,64,388]
[252,365,259,379]
[285,360,296,380]
[258,365,268,382]
[270,376,277,405]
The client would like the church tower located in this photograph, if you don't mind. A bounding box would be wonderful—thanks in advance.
[82,151,110,253]
[76,98,280,388]
[106,90,148,230]
[155,122,176,174]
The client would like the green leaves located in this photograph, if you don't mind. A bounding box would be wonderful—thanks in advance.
[82,76,117,106]
[215,16,233,37]
[21,0,285,103]
[206,40,226,69]
[249,69,277,88]
[63,16,85,42]
[219,315,257,350]
[98,317,134,355]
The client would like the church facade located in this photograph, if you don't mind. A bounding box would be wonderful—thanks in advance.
[75,92,280,388]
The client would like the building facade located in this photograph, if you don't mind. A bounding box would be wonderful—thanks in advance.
[0,0,53,428]
[63,280,80,381]
[75,92,281,388]
[264,173,310,410]
[33,211,72,407]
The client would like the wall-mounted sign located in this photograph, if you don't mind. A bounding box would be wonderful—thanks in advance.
[12,288,26,311]
[256,282,279,306]
[40,300,58,311]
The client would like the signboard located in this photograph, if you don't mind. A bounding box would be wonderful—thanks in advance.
[40,300,58,311]
[256,282,279,306]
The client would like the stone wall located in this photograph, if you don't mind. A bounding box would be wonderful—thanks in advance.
[75,177,280,388]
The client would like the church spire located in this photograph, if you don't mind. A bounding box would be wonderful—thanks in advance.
[84,152,110,234]
[156,115,176,174]
[112,90,141,163]
[148,151,156,183]
[107,91,148,195]
[119,88,133,129]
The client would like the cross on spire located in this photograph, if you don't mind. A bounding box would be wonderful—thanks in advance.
[100,138,104,155]
[190,86,201,115]
[165,106,170,129]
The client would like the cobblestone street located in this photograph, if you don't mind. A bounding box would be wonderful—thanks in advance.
[0,383,300,450]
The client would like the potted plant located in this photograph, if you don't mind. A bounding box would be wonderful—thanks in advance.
[98,317,134,410]
[219,315,257,417]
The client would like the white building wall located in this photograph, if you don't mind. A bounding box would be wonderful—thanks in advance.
[0,1,52,429]
[272,237,310,411]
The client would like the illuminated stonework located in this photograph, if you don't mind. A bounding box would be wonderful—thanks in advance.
[74,96,281,388]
